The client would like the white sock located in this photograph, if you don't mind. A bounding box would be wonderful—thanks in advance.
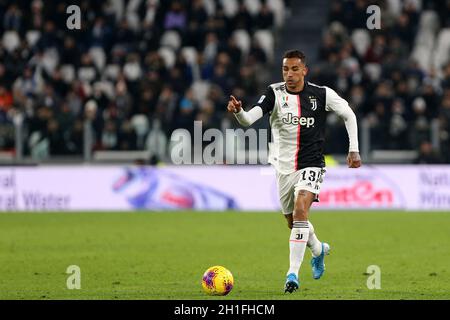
[287,221,310,276]
[308,221,323,257]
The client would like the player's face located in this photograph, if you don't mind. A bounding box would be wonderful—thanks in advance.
[282,58,308,90]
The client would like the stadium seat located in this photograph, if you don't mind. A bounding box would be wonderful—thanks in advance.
[267,0,285,28]
[60,64,76,83]
[203,0,216,17]
[124,0,141,30]
[386,0,402,17]
[405,0,422,11]
[123,61,142,81]
[42,48,60,75]
[143,0,159,25]
[160,30,182,51]
[329,21,346,37]
[104,64,121,81]
[28,131,49,160]
[433,28,450,70]
[126,12,141,31]
[414,29,435,48]
[25,30,41,48]
[96,81,115,100]
[2,31,20,52]
[107,0,125,22]
[364,63,382,82]
[181,47,198,66]
[89,47,107,71]
[244,0,261,16]
[191,81,211,104]
[411,45,433,71]
[181,47,200,81]
[81,82,93,98]
[232,29,251,57]
[419,10,440,32]
[131,114,150,140]
[157,47,176,69]
[126,0,141,13]
[254,30,274,62]
[78,66,97,83]
[412,10,440,71]
[219,0,238,18]
[351,29,371,57]
[146,119,167,160]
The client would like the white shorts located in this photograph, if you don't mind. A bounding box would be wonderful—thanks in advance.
[276,167,326,215]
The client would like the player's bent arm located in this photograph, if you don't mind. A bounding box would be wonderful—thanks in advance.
[233,86,274,127]
[325,87,359,152]
[234,106,264,127]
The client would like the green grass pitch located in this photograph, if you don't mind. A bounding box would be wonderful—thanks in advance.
[0,211,449,300]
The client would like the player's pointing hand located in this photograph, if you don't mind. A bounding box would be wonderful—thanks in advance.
[227,95,242,114]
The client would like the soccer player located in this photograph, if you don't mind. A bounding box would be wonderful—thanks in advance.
[226,50,361,293]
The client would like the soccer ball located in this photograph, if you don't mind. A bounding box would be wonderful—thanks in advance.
[201,266,234,296]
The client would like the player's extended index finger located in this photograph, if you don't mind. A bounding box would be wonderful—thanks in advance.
[230,95,239,104]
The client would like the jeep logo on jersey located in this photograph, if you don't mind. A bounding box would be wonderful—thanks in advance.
[282,113,315,127]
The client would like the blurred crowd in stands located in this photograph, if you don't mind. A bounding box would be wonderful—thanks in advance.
[0,0,285,161]
[314,0,450,163]
[0,0,449,163]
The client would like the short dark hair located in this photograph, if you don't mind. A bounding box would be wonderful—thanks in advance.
[283,50,306,65]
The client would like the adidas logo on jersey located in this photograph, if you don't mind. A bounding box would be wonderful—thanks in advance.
[282,113,315,127]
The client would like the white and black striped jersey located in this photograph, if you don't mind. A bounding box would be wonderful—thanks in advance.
[234,81,359,174]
